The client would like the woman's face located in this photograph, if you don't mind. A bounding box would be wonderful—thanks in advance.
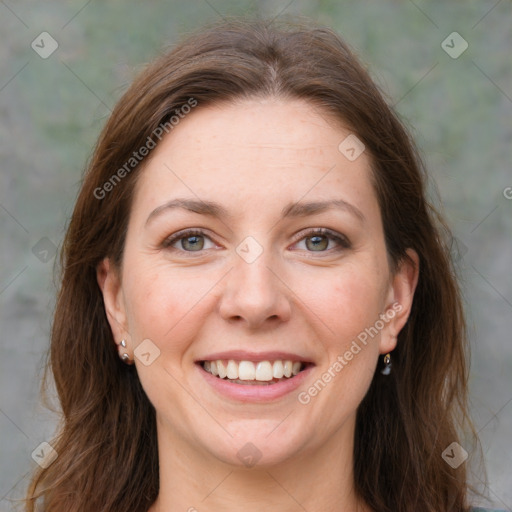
[99,97,417,468]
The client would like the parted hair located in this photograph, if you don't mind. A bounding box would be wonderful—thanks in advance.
[25,17,476,512]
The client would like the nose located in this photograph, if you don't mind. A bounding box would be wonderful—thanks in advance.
[217,248,292,330]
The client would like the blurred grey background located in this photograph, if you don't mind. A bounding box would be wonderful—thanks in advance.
[0,0,511,510]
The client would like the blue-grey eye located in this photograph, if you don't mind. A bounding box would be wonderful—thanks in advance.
[305,235,329,251]
[163,229,215,252]
[181,235,204,251]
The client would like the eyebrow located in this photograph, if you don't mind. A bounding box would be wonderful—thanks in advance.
[145,197,365,226]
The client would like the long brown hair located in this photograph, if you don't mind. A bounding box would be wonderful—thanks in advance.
[25,17,477,512]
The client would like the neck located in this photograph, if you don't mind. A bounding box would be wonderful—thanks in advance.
[148,413,371,512]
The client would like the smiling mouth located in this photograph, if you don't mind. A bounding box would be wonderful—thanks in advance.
[199,359,311,386]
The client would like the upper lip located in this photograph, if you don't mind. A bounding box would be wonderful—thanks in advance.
[196,350,315,364]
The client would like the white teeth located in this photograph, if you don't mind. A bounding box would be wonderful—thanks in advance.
[272,360,284,378]
[202,359,306,382]
[238,361,256,380]
[255,361,273,381]
[226,360,238,379]
[217,360,227,379]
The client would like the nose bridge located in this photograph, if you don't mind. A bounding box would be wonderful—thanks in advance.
[218,236,291,328]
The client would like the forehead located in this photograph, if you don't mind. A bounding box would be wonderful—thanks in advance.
[132,97,379,222]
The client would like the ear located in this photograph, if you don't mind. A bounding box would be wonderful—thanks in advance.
[379,248,420,354]
[96,257,129,346]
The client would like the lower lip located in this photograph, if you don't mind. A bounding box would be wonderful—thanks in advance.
[196,363,314,403]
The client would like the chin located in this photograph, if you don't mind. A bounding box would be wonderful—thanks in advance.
[200,422,309,469]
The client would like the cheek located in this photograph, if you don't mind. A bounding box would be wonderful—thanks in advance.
[122,261,216,354]
[299,261,387,344]
[292,265,386,436]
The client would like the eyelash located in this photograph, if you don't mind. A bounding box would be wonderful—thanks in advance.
[162,228,351,255]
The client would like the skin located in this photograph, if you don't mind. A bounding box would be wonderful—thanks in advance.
[97,97,419,512]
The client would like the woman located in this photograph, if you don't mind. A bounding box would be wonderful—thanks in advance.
[25,18,498,512]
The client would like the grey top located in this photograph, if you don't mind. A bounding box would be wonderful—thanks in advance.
[471,508,508,511]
